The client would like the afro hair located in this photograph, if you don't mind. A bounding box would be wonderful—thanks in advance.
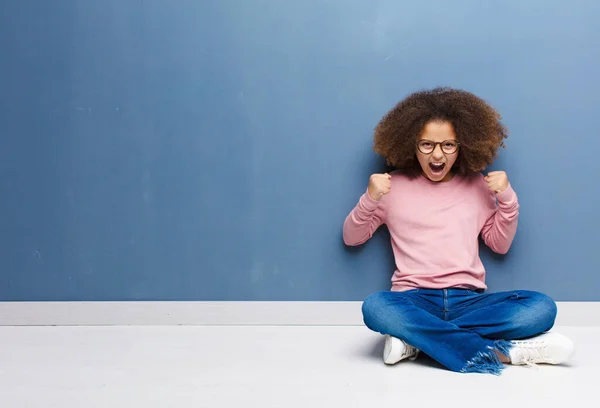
[373,87,508,177]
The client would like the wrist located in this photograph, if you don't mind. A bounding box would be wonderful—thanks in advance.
[361,190,382,210]
[367,189,381,201]
[496,183,517,203]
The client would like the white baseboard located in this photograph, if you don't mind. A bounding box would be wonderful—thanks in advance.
[0,301,597,326]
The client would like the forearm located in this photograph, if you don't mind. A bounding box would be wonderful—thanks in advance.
[343,192,384,246]
[482,184,519,254]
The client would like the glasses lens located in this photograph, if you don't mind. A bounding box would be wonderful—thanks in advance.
[418,141,433,153]
[442,141,457,153]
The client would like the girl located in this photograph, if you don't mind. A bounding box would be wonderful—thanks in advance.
[343,87,574,375]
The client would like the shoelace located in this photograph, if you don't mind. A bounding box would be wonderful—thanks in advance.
[401,345,419,360]
[511,341,553,369]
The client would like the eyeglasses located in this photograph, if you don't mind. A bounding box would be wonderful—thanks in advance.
[417,139,460,155]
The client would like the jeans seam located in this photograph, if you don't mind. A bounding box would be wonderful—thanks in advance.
[443,289,449,320]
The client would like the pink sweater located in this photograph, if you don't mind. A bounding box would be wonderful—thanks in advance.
[343,171,519,292]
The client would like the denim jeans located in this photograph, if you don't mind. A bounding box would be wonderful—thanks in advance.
[361,289,557,374]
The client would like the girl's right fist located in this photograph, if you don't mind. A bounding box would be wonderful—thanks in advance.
[367,173,392,201]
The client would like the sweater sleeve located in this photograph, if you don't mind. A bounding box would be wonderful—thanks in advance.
[480,184,520,254]
[342,191,387,246]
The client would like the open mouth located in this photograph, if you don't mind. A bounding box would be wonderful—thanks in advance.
[429,162,445,175]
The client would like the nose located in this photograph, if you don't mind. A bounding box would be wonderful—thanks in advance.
[432,143,444,159]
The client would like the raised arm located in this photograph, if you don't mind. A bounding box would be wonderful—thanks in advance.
[480,172,519,254]
[343,174,390,246]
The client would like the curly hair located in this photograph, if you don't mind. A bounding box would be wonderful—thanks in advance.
[373,87,507,176]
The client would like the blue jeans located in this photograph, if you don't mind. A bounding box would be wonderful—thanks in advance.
[362,289,557,375]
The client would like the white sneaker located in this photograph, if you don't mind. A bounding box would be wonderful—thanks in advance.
[383,335,420,365]
[509,332,575,367]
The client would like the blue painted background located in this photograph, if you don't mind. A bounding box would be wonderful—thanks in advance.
[1,0,599,301]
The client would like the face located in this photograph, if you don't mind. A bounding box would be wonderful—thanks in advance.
[416,121,459,182]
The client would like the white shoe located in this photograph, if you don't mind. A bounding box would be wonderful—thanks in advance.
[383,335,420,365]
[509,332,575,367]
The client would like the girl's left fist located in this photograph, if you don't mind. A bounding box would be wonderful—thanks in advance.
[484,171,509,194]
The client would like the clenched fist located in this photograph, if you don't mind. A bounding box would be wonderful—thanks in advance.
[367,173,392,201]
[484,171,509,194]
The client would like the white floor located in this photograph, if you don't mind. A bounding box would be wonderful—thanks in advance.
[0,325,596,407]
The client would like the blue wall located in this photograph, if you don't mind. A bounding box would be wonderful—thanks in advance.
[1,0,599,301]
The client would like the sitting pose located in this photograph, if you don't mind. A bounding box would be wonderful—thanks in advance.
[343,87,574,374]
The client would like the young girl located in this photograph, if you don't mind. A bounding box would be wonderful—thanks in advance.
[343,87,574,375]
